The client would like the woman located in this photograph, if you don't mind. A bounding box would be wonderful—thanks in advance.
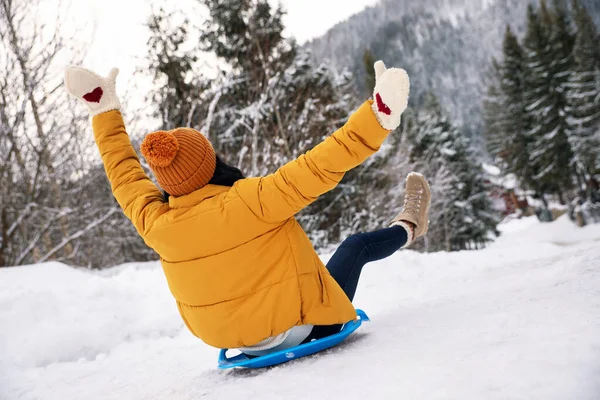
[64,60,430,356]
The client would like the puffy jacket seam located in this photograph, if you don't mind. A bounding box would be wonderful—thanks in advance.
[232,182,270,223]
[283,223,305,323]
[178,274,312,308]
[151,195,243,234]
[168,195,238,216]
[160,224,285,263]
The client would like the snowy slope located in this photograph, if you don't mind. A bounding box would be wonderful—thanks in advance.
[1,216,600,400]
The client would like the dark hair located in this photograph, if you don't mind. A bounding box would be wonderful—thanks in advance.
[163,155,245,202]
[209,155,246,186]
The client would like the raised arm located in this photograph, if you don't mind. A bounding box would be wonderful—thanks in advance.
[65,67,168,237]
[235,61,409,223]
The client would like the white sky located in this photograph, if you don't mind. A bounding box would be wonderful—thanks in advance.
[58,0,378,82]
[281,0,379,42]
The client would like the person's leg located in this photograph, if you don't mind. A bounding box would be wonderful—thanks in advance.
[305,224,412,340]
[304,172,431,342]
[328,225,410,302]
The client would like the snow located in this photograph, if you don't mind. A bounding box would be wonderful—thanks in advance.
[2,216,600,399]
[482,162,501,176]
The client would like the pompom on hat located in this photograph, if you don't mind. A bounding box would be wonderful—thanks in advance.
[140,128,216,197]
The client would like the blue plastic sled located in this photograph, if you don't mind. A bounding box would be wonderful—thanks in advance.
[218,309,369,369]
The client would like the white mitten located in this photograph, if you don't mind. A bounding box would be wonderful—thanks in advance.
[64,67,121,117]
[371,60,410,131]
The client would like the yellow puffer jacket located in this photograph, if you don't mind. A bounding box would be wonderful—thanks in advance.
[92,101,390,349]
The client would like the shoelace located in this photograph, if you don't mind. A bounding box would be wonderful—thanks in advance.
[403,191,422,219]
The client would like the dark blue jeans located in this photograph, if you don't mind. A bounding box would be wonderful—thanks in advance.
[304,225,408,341]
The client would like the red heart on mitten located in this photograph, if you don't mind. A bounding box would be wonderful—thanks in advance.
[83,87,103,103]
[376,93,391,116]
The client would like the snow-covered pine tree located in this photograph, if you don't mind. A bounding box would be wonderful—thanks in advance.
[146,8,209,130]
[363,48,376,96]
[197,0,356,176]
[483,59,507,158]
[522,2,575,204]
[484,27,537,193]
[566,0,600,182]
[408,92,499,251]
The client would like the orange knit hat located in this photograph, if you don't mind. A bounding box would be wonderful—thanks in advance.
[140,128,216,197]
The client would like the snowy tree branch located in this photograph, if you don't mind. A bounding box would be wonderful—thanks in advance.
[37,208,119,264]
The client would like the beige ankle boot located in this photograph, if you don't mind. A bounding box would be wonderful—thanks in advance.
[391,173,431,244]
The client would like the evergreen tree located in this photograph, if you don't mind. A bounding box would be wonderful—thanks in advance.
[200,0,293,76]
[409,93,499,251]
[485,27,537,192]
[522,2,574,203]
[549,0,576,58]
[483,58,507,159]
[197,0,352,175]
[363,48,376,95]
[566,0,600,180]
[146,9,209,129]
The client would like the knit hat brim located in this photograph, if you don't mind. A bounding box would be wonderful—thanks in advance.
[160,151,216,196]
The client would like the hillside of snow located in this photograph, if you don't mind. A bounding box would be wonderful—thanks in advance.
[1,216,600,399]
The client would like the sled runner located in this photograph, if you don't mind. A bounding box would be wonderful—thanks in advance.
[218,309,370,369]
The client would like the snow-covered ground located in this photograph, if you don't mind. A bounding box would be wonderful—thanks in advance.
[2,216,600,400]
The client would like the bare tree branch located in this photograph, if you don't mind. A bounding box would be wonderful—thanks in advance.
[37,208,119,264]
[14,207,73,265]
